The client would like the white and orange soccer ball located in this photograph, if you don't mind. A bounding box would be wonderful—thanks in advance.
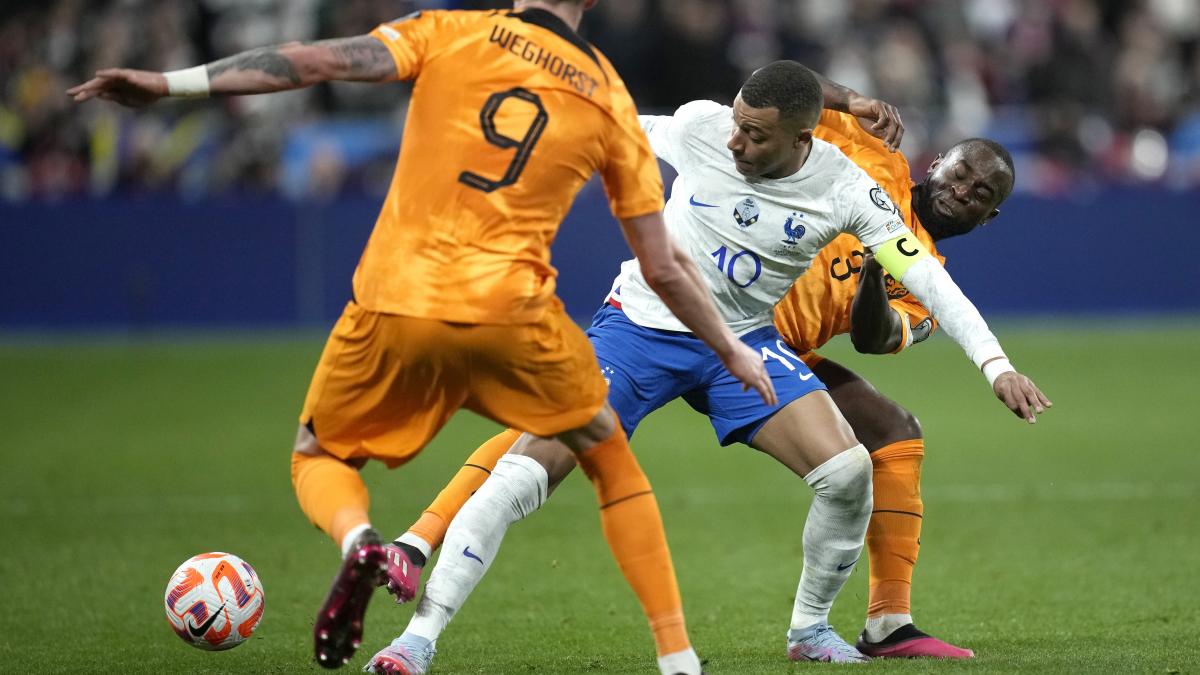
[164,552,265,651]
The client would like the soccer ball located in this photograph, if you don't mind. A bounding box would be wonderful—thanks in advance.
[164,552,265,651]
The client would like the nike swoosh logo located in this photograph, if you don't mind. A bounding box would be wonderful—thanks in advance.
[688,195,719,208]
[797,372,814,381]
[463,546,484,565]
[836,558,859,572]
[187,602,225,637]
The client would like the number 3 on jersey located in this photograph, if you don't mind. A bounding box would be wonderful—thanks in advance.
[459,88,548,193]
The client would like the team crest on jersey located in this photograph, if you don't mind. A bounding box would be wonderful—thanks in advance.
[733,198,760,228]
[781,212,806,245]
[884,272,910,300]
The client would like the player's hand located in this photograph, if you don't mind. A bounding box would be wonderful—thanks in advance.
[67,69,168,108]
[848,94,904,152]
[720,342,777,406]
[993,371,1052,424]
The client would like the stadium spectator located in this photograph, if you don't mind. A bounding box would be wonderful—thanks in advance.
[5,0,1200,198]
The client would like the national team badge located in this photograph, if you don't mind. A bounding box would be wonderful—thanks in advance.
[782,212,805,245]
[733,198,760,228]
[884,272,909,300]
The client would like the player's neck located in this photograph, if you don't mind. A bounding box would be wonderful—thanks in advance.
[514,1,584,32]
[762,142,812,180]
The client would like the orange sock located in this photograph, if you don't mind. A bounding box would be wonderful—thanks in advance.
[407,429,521,551]
[291,451,371,548]
[575,428,690,657]
[866,439,924,618]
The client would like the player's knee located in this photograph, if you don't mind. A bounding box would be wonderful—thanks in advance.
[558,403,619,452]
[510,433,577,490]
[860,404,923,452]
[814,445,873,510]
[877,407,923,449]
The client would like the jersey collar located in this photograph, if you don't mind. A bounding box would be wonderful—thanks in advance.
[508,8,602,69]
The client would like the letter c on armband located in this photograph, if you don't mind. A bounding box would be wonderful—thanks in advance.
[874,234,931,279]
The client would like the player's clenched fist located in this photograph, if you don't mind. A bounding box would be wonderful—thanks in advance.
[67,69,168,108]
[993,371,1052,424]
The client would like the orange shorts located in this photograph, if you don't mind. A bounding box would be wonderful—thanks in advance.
[299,300,607,468]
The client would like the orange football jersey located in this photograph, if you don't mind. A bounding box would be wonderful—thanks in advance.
[773,110,946,354]
[359,9,664,324]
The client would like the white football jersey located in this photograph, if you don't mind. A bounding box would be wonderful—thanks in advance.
[609,100,910,335]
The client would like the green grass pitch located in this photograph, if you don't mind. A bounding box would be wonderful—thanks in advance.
[2,321,1198,673]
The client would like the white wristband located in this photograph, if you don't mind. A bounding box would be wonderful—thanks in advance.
[981,357,1016,388]
[164,66,210,98]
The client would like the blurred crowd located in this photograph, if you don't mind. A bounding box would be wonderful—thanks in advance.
[3,0,1200,201]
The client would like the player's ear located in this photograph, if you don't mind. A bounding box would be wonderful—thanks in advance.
[983,207,1000,223]
[794,128,813,148]
[928,153,943,172]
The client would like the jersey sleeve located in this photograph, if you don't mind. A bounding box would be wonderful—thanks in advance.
[369,11,444,81]
[638,114,678,166]
[637,100,725,170]
[600,79,666,219]
[840,172,910,248]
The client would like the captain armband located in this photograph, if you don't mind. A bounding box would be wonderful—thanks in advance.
[873,233,932,280]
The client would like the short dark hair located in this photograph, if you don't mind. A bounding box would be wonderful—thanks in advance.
[740,61,823,130]
[950,138,1016,202]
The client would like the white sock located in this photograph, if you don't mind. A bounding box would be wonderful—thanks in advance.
[339,523,372,559]
[789,444,873,631]
[864,613,913,642]
[404,454,548,641]
[396,532,433,561]
[657,647,701,675]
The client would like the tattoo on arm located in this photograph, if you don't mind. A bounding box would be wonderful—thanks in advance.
[207,47,301,85]
[325,36,397,82]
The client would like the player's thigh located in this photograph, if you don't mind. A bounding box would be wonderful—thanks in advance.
[464,302,608,438]
[809,356,922,451]
[300,303,469,468]
[750,390,859,477]
[584,305,704,439]
[686,326,828,451]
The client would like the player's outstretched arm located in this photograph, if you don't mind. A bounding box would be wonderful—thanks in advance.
[870,235,1052,423]
[618,212,777,407]
[848,253,905,354]
[808,68,904,151]
[67,36,397,107]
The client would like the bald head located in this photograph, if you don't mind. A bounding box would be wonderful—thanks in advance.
[945,138,1015,203]
[914,137,1015,241]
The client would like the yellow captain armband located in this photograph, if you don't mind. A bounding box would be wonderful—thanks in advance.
[873,233,932,279]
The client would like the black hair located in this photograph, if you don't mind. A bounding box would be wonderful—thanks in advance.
[950,138,1016,201]
[740,61,823,129]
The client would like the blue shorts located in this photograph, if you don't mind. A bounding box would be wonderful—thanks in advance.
[586,303,827,446]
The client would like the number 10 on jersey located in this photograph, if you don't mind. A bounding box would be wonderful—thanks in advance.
[711,245,763,288]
